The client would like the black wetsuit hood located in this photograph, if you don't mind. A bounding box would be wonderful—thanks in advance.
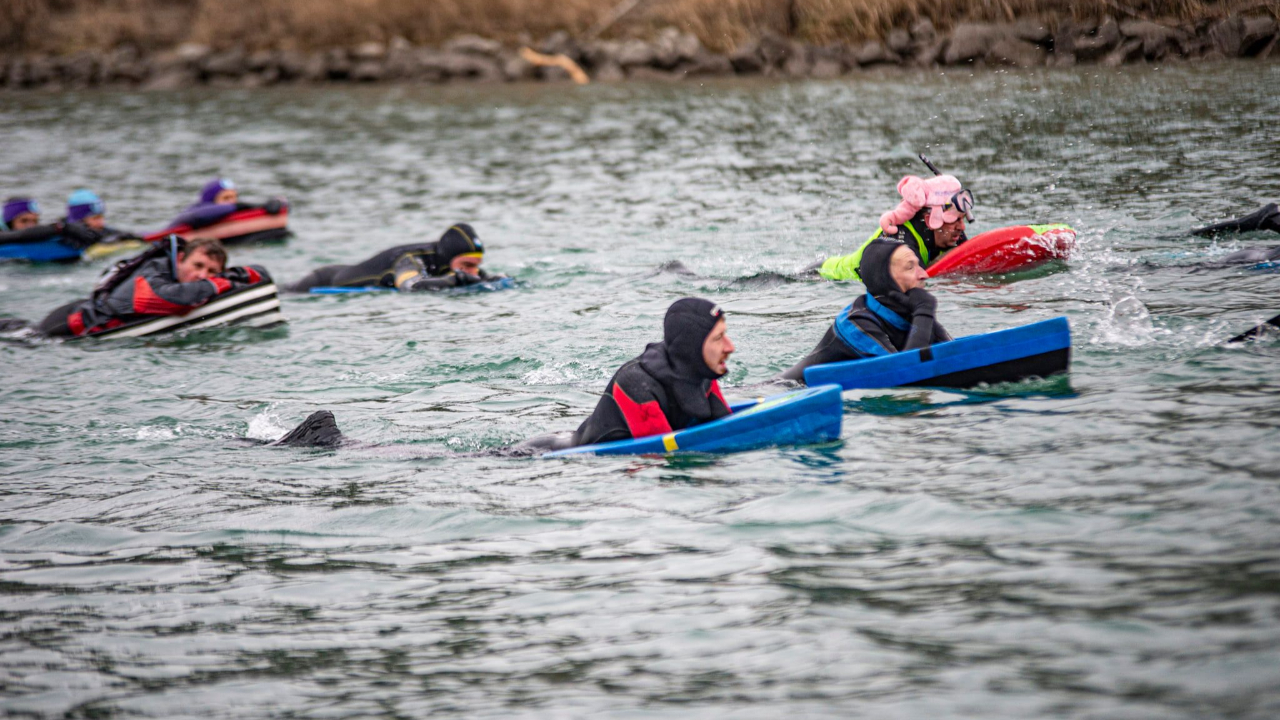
[857,238,912,318]
[637,298,727,420]
[435,223,484,274]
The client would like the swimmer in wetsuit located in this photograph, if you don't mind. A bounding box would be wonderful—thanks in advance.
[65,189,142,244]
[519,297,737,452]
[167,177,286,230]
[272,298,738,453]
[813,174,975,282]
[781,238,952,382]
[36,237,271,337]
[286,223,503,292]
[3,197,41,231]
[1,195,106,261]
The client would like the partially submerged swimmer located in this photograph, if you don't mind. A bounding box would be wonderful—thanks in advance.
[66,189,142,243]
[781,238,952,382]
[168,177,286,230]
[815,174,975,282]
[286,223,505,292]
[272,297,737,453]
[1190,203,1280,264]
[1,195,106,259]
[554,297,735,449]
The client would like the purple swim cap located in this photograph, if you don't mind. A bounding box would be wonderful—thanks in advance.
[3,197,39,226]
[199,178,236,204]
[66,189,105,223]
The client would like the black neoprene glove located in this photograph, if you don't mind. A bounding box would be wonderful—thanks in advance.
[887,288,937,318]
[453,270,483,286]
[59,222,104,250]
[263,198,284,215]
[220,267,255,285]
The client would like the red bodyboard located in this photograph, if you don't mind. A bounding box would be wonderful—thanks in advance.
[926,224,1076,277]
[144,208,289,243]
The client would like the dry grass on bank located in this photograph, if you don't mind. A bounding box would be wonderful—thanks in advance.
[7,0,1279,54]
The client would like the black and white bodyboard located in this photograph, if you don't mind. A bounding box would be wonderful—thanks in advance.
[84,282,285,340]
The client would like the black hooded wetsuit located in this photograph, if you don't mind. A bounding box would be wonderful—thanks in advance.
[573,298,733,446]
[286,224,497,292]
[518,298,733,452]
[783,238,952,382]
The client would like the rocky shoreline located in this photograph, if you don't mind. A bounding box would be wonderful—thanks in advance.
[3,15,1277,91]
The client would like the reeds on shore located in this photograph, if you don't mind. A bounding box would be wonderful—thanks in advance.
[6,0,1277,54]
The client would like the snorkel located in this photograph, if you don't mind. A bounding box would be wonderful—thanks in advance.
[167,234,182,277]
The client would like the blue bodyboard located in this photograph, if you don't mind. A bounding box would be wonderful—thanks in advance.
[543,384,844,457]
[309,277,516,294]
[805,317,1071,390]
[0,237,81,263]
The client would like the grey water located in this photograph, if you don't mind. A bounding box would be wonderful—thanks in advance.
[2,62,1279,718]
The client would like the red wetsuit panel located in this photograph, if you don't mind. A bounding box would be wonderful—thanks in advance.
[611,383,674,438]
[208,277,232,294]
[132,276,192,316]
[68,311,86,336]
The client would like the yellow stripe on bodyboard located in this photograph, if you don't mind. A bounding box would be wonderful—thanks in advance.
[662,434,679,452]
[83,240,146,261]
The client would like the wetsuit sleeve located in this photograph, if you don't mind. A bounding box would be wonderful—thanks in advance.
[391,254,450,291]
[818,253,862,281]
[395,253,485,291]
[0,224,63,245]
[897,288,940,351]
[130,263,256,315]
[59,222,105,250]
[903,315,937,350]
[400,274,463,291]
[168,203,237,229]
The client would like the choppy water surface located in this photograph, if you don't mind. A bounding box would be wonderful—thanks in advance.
[2,63,1279,718]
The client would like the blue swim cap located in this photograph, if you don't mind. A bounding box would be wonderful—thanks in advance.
[67,189,105,223]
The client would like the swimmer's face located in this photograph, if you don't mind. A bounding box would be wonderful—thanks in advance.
[702,318,734,375]
[10,212,39,230]
[213,189,238,205]
[450,254,483,275]
[890,245,929,292]
[176,248,225,283]
[83,214,105,231]
[934,217,966,248]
